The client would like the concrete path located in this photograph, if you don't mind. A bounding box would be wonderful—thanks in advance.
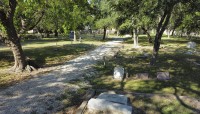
[0,39,123,114]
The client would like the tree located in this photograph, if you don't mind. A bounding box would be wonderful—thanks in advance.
[0,0,92,72]
[150,1,177,65]
[0,0,29,72]
[151,0,200,65]
[113,0,197,65]
[92,0,118,40]
[0,0,47,72]
[174,1,200,38]
[113,0,157,47]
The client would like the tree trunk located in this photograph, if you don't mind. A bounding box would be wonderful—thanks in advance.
[103,27,107,40]
[133,28,139,48]
[45,30,50,38]
[150,6,173,65]
[171,29,175,36]
[4,21,27,72]
[117,30,119,36]
[10,40,27,71]
[167,29,170,39]
[54,30,58,37]
[141,27,152,43]
[0,0,37,72]
[73,30,76,41]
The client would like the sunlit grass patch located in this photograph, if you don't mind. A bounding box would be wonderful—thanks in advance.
[131,94,197,114]
[0,36,104,87]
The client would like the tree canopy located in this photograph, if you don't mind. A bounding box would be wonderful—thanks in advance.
[1,0,200,72]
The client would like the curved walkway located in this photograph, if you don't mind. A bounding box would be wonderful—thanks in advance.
[0,39,123,114]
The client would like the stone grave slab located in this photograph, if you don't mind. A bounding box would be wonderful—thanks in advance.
[136,73,149,80]
[187,41,196,49]
[97,93,128,105]
[157,72,170,80]
[87,98,132,114]
[113,66,124,80]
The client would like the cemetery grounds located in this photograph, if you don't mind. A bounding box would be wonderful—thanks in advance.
[0,34,200,113]
[85,35,200,114]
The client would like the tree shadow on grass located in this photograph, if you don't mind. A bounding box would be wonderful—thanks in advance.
[0,43,95,69]
[173,86,200,113]
[92,45,200,113]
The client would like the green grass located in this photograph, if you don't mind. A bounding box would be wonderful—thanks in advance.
[1,34,200,113]
[130,94,198,114]
[92,35,200,97]
[0,34,105,87]
[88,35,200,113]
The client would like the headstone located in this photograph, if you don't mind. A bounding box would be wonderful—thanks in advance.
[185,50,193,55]
[157,72,170,80]
[79,37,82,43]
[97,93,128,105]
[187,41,196,49]
[193,62,200,66]
[87,98,132,114]
[143,53,149,57]
[113,66,124,80]
[103,56,106,67]
[136,73,149,80]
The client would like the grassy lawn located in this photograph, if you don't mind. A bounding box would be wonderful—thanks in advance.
[86,35,200,113]
[0,34,105,87]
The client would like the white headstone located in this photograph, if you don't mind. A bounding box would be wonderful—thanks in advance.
[97,93,128,105]
[87,98,132,114]
[187,42,196,49]
[113,66,124,80]
[157,72,170,80]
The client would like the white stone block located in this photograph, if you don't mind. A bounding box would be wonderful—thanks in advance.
[97,93,128,105]
[113,66,124,80]
[187,42,196,49]
[87,98,132,114]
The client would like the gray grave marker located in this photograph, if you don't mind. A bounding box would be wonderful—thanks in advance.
[136,73,149,80]
[157,72,170,80]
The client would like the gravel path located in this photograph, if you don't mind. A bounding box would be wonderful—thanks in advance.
[0,39,123,114]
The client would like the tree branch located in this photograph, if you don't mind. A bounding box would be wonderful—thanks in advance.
[8,0,17,19]
[159,11,172,37]
[141,27,152,43]
[20,11,45,33]
[156,9,168,34]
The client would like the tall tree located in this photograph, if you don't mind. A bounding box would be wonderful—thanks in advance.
[0,0,28,72]
[92,0,118,40]
[151,0,199,65]
[0,0,48,72]
[150,1,177,65]
[113,0,197,64]
[113,0,157,47]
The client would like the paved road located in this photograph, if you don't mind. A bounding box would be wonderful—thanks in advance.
[0,39,123,114]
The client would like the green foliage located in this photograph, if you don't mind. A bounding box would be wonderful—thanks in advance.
[0,24,6,37]
[92,0,118,29]
[170,1,200,34]
[14,0,46,32]
[36,0,92,35]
